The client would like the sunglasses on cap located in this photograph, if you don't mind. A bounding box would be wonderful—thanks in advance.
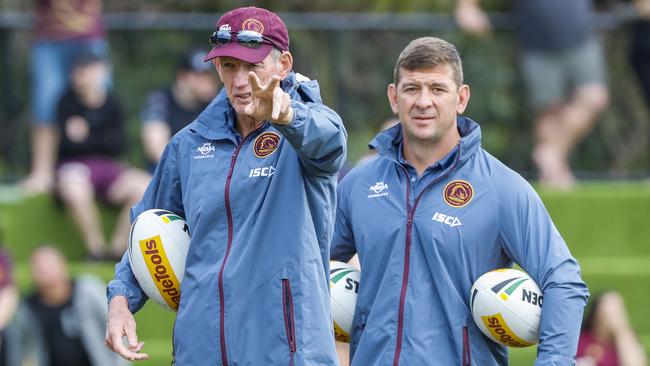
[209,30,283,50]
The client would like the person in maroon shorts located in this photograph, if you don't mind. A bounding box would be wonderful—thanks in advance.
[55,52,150,261]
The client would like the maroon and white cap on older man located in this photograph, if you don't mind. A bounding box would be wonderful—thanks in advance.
[204,6,290,64]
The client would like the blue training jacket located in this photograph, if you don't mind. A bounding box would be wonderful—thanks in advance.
[108,72,346,365]
[331,117,589,366]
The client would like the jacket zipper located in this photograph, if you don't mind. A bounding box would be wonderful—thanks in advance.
[392,146,461,366]
[392,201,413,366]
[463,326,471,366]
[218,140,247,366]
[282,274,297,365]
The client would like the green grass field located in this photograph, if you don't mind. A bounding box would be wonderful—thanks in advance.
[1,182,649,365]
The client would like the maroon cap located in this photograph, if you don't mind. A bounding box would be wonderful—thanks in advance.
[204,7,289,64]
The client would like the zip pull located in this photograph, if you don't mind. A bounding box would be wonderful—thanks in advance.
[227,152,237,179]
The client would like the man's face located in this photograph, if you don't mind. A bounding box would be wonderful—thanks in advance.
[71,61,109,96]
[387,64,469,145]
[30,248,68,290]
[214,53,282,116]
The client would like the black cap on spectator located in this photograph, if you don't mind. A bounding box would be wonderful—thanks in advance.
[72,50,107,69]
[177,49,212,73]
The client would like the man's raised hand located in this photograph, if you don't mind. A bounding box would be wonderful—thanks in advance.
[244,72,294,125]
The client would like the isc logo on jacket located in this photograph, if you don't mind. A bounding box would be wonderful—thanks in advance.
[432,212,462,227]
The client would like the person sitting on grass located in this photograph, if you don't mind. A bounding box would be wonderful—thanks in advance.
[54,52,150,261]
[577,291,647,366]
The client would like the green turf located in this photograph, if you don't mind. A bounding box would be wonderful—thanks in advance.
[539,183,650,257]
[0,193,119,262]
[2,182,650,365]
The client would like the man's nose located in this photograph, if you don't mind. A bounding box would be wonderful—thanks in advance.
[233,68,249,88]
[414,90,434,109]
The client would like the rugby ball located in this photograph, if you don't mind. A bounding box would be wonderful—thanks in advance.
[470,268,543,347]
[330,261,360,343]
[128,209,190,311]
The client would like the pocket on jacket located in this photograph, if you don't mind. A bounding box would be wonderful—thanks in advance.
[282,268,297,364]
[226,263,297,364]
[462,326,471,366]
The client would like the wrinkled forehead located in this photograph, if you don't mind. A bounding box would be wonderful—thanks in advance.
[397,64,458,86]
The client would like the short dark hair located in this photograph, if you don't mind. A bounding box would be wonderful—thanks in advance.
[72,50,107,69]
[393,37,464,87]
[176,49,212,74]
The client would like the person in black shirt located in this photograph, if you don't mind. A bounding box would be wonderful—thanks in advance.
[0,247,18,366]
[25,245,127,366]
[55,52,150,261]
[140,49,219,171]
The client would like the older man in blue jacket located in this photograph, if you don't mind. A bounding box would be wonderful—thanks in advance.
[331,37,588,365]
[105,6,346,365]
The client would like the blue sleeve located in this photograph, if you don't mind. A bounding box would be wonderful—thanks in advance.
[274,100,347,178]
[495,173,589,365]
[330,175,357,262]
[106,140,185,313]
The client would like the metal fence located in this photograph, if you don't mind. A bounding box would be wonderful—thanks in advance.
[0,8,647,180]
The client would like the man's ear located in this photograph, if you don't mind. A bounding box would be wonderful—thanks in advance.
[456,84,470,114]
[387,83,399,114]
[279,51,293,79]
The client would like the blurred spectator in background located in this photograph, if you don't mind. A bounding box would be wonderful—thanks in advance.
[0,246,19,365]
[141,49,219,172]
[25,245,128,366]
[456,0,610,190]
[55,52,149,261]
[576,291,647,366]
[630,1,650,117]
[0,237,42,366]
[23,0,111,195]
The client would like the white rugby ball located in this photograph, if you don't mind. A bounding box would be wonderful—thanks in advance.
[330,261,360,343]
[128,209,190,311]
[470,268,543,347]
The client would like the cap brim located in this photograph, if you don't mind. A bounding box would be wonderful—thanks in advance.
[204,43,273,64]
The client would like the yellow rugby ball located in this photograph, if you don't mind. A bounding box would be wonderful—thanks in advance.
[128,209,190,311]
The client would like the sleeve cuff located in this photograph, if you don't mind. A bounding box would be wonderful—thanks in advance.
[106,284,145,313]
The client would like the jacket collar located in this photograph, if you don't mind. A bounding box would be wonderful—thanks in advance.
[190,71,320,141]
[369,116,482,169]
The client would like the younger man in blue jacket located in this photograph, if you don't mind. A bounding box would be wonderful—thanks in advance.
[331,37,588,365]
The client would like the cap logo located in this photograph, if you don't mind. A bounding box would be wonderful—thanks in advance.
[242,18,264,33]
[253,132,280,158]
[443,180,474,207]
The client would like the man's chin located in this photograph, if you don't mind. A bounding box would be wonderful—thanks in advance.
[231,101,251,115]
